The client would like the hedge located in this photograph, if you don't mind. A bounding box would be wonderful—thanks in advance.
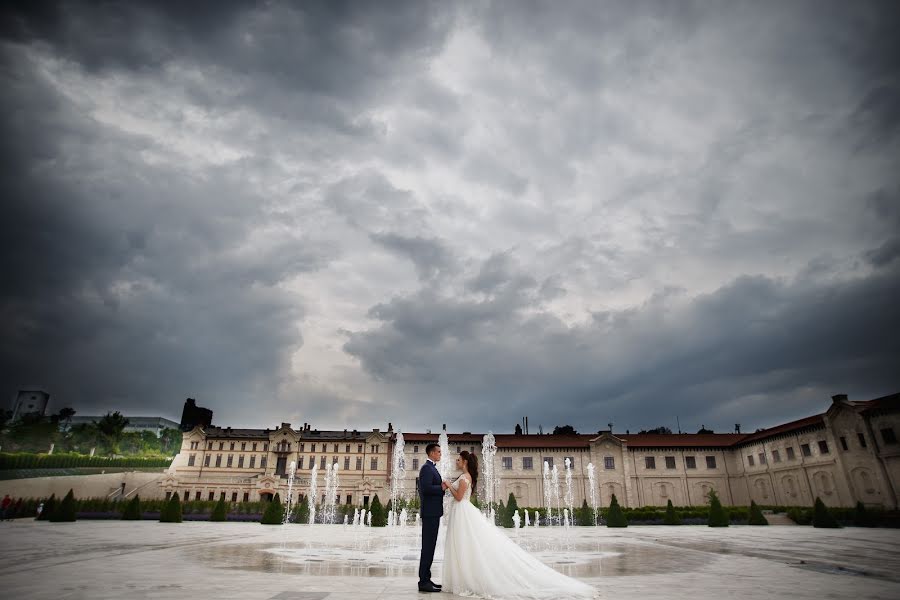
[0,452,172,470]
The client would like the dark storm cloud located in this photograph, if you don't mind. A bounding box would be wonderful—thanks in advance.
[2,0,898,433]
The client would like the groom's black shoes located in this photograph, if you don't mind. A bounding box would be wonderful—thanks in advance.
[418,583,440,593]
[430,581,442,590]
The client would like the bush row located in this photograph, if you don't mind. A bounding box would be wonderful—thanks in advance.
[0,452,172,470]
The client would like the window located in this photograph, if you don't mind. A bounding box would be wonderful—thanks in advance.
[298,443,304,452]
[839,437,848,451]
[190,441,198,450]
[758,453,766,465]
[801,444,812,457]
[346,495,352,505]
[260,456,267,469]
[311,443,316,452]
[204,454,211,467]
[818,440,829,454]
[706,456,717,469]
[523,457,534,470]
[252,443,257,451]
[227,455,234,468]
[413,458,419,470]
[344,457,350,470]
[356,457,362,470]
[471,446,475,454]
[238,455,244,468]
[243,492,249,502]
[183,490,190,501]
[747,455,755,466]
[209,491,215,501]
[333,456,339,465]
[320,456,326,469]
[414,445,419,453]
[345,444,350,453]
[882,428,898,445]
[215,455,222,467]
[685,456,696,469]
[334,444,339,452]
[232,492,238,502]
[230,442,235,451]
[604,456,615,470]
[220,492,226,501]
[207,442,213,450]
[371,458,378,470]
[456,446,461,453]
[250,455,256,468]
[219,442,224,450]
[786,447,795,460]
[772,449,781,463]
[263,443,268,451]
[665,456,676,469]
[195,491,201,500]
[296,457,303,469]
[858,433,867,448]
[565,456,575,467]
[544,457,554,469]
[358,444,363,453]
[502,457,513,470]
[309,456,315,469]
[645,457,656,469]
[188,454,196,467]
[241,442,246,451]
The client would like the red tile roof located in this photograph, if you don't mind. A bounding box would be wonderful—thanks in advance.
[618,433,747,448]
[729,414,825,445]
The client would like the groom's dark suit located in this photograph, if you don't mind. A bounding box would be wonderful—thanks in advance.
[418,458,444,588]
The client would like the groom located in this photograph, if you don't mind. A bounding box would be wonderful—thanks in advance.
[418,443,447,593]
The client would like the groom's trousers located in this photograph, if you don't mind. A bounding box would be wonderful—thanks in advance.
[418,515,440,585]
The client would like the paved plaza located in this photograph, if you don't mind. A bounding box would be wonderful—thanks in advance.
[1,521,898,599]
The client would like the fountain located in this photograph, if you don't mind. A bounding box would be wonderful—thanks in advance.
[307,462,318,524]
[564,457,574,526]
[542,461,554,525]
[320,462,341,524]
[366,510,372,526]
[438,428,452,517]
[563,508,570,529]
[282,460,296,524]
[343,515,348,526]
[390,430,406,527]
[535,510,540,527]
[524,508,531,527]
[551,464,561,526]
[399,507,408,527]
[481,432,497,520]
[587,462,598,526]
[512,509,521,529]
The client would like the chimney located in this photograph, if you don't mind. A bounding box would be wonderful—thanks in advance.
[735,424,741,434]
[831,394,849,404]
[525,416,529,434]
[442,424,447,431]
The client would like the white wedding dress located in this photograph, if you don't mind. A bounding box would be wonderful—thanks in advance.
[442,474,597,600]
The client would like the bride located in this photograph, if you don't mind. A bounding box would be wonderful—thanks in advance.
[442,451,597,599]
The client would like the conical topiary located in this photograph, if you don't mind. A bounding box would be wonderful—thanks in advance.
[707,490,729,527]
[210,497,228,522]
[578,499,593,526]
[812,497,840,528]
[49,489,77,522]
[853,501,874,527]
[38,494,56,521]
[122,495,142,520]
[503,493,519,528]
[370,495,387,527]
[261,493,284,524]
[606,494,628,527]
[748,500,768,525]
[160,492,183,523]
[663,499,682,525]
[497,499,505,525]
[293,499,309,523]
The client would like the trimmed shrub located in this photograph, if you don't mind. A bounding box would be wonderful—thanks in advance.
[160,493,183,523]
[497,500,505,525]
[122,495,142,520]
[663,499,682,525]
[293,499,310,523]
[210,497,228,522]
[503,493,519,528]
[370,495,387,527]
[748,501,768,525]
[261,493,284,524]
[577,499,594,526]
[707,490,729,527]
[854,501,875,527]
[38,494,56,520]
[606,494,628,527]
[49,489,77,522]
[812,497,840,528]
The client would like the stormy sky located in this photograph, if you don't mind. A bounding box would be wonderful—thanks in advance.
[1,1,898,435]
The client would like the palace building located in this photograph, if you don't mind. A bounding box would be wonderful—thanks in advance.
[163,392,900,510]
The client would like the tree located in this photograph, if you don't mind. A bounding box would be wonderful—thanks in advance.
[697,425,714,434]
[160,492,183,523]
[812,497,840,528]
[49,489,78,522]
[606,494,627,527]
[38,494,57,521]
[370,495,387,527]
[748,500,768,525]
[293,500,310,523]
[122,495,142,520]
[96,412,130,455]
[58,407,76,430]
[552,425,577,435]
[514,424,523,435]
[707,490,729,527]
[638,426,673,435]
[577,499,594,526]
[502,493,519,528]
[497,499,506,525]
[211,497,228,522]
[663,499,682,525]
[159,428,183,455]
[261,493,284,524]
[854,501,875,527]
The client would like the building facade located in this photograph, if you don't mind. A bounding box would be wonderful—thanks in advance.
[163,393,899,509]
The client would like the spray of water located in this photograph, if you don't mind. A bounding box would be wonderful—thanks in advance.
[307,462,318,524]
[587,463,598,526]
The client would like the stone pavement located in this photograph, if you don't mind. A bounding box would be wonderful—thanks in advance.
[1,520,898,599]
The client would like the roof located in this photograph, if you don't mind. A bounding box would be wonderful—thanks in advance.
[203,426,270,439]
[735,414,825,445]
[852,392,900,413]
[300,430,371,440]
[619,433,748,448]
[400,432,750,449]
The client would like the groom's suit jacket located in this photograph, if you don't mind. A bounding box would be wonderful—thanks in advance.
[418,460,445,518]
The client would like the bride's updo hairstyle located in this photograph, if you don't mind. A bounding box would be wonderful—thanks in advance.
[459,450,479,493]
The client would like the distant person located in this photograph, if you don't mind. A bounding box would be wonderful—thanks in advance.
[35,502,44,520]
[0,495,10,520]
